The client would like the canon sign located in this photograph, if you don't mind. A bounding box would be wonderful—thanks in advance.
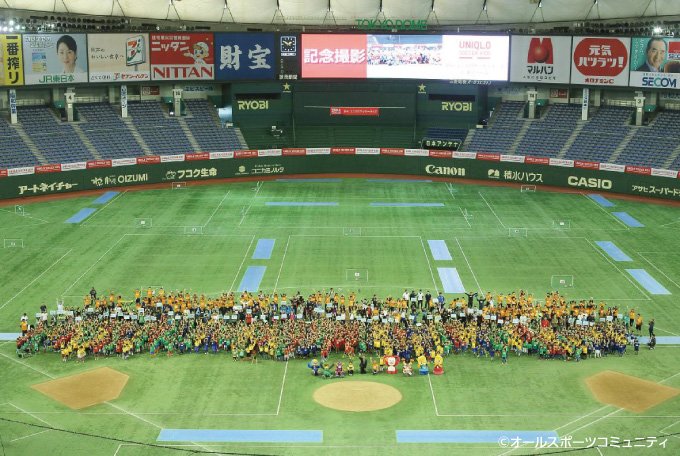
[425,165,466,176]
[567,176,612,189]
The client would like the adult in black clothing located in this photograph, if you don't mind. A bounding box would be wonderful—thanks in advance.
[465,292,478,308]
[476,294,487,310]
[648,319,655,337]
[359,354,368,374]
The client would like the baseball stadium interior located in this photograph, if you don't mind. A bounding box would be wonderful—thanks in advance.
[3,2,680,456]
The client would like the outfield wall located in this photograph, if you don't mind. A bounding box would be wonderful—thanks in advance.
[1,150,679,201]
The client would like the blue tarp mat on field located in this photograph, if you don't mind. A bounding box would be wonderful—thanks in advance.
[396,430,560,443]
[438,268,465,293]
[237,266,266,292]
[428,240,453,261]
[93,191,119,204]
[595,241,632,262]
[639,336,680,345]
[613,212,644,227]
[64,208,96,223]
[589,194,615,207]
[252,239,275,260]
[158,429,323,442]
[626,269,671,295]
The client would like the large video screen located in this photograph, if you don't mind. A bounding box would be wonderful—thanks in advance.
[301,34,509,81]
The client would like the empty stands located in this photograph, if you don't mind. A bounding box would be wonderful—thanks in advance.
[0,115,40,169]
[466,101,525,154]
[564,106,634,163]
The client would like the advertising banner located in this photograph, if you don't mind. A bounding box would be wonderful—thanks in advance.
[571,37,630,86]
[22,34,88,85]
[214,33,275,80]
[87,33,150,82]
[330,107,379,116]
[629,37,680,89]
[150,33,214,80]
[510,36,571,83]
[302,34,367,78]
[0,34,23,86]
[302,34,509,81]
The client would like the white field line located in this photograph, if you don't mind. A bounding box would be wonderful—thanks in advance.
[0,249,73,311]
[445,182,456,200]
[228,235,257,293]
[0,353,56,379]
[478,191,507,229]
[660,218,680,227]
[459,207,472,228]
[583,238,650,301]
[637,252,680,291]
[61,234,128,298]
[9,403,53,427]
[419,236,439,294]
[10,429,50,442]
[580,192,630,230]
[276,360,288,415]
[428,374,440,416]
[656,327,680,336]
[496,405,613,456]
[238,205,251,227]
[105,401,166,433]
[81,190,128,226]
[455,237,483,293]
[273,235,291,293]
[0,207,50,224]
[203,190,231,228]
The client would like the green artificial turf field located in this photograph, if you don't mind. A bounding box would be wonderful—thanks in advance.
[1,178,679,456]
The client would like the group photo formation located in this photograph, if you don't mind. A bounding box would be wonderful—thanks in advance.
[1,1,680,456]
[16,289,649,366]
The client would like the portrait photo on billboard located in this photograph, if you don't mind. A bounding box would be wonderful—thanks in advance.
[88,33,150,83]
[22,34,88,85]
[630,37,680,88]
[570,37,630,86]
[510,36,572,84]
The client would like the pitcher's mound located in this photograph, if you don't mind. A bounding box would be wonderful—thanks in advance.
[585,370,679,413]
[313,381,402,412]
[31,367,129,410]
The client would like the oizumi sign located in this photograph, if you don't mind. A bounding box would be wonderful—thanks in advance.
[356,19,427,31]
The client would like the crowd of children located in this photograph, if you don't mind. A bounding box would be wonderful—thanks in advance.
[16,288,650,365]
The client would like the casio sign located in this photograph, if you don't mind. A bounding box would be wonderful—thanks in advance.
[568,176,612,189]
